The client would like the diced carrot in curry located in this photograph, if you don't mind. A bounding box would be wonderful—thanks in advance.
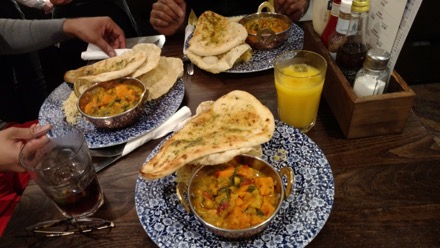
[236,165,257,178]
[82,83,142,117]
[255,177,275,196]
[192,164,279,230]
[215,166,235,178]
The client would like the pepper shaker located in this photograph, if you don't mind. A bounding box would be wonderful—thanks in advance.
[353,48,391,97]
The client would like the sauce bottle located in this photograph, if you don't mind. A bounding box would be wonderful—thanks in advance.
[320,0,341,47]
[335,0,370,85]
[327,0,353,60]
[312,0,332,36]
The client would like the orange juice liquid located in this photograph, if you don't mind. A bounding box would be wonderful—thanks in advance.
[275,64,324,131]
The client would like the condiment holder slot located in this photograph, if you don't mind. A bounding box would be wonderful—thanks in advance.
[302,22,415,139]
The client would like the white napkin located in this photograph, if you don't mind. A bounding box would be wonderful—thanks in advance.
[81,43,131,60]
[121,106,192,157]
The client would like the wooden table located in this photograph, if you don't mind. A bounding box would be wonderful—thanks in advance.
[2,31,440,248]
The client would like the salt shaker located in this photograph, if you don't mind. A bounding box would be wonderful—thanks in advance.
[353,48,391,97]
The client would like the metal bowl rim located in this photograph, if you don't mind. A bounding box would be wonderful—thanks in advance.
[239,12,292,36]
[77,77,148,120]
[186,154,285,234]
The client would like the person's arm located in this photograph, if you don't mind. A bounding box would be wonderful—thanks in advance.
[0,17,125,56]
[0,18,67,54]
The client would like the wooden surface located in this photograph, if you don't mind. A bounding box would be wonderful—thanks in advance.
[2,27,440,247]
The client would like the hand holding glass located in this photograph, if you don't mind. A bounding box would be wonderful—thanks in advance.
[274,50,327,133]
[19,125,111,236]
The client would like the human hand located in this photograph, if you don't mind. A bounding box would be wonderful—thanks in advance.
[150,0,186,36]
[63,17,126,57]
[0,125,51,173]
[275,0,310,22]
[43,0,54,14]
[50,0,73,5]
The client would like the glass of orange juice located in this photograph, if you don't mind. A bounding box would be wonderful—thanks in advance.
[274,50,327,133]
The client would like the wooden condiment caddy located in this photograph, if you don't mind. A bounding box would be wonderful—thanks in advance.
[302,22,415,139]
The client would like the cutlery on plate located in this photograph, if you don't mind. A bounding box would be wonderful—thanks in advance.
[183,11,197,75]
[183,25,194,76]
[92,106,192,172]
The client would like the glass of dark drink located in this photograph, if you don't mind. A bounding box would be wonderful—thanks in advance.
[19,125,111,236]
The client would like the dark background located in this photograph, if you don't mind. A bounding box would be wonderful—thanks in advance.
[18,0,440,85]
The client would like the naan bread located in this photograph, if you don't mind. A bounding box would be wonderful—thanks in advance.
[65,48,146,84]
[176,100,263,166]
[130,43,161,78]
[136,56,183,100]
[186,43,252,74]
[187,11,248,56]
[140,90,275,180]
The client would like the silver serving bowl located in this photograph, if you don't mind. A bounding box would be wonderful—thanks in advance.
[239,1,292,50]
[77,77,148,129]
[177,154,294,239]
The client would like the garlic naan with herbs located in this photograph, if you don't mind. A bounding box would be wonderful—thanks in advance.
[186,11,253,73]
[140,90,275,180]
[187,11,248,56]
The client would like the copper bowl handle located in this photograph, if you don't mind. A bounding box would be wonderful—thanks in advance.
[279,166,294,199]
[258,1,275,13]
[176,182,191,213]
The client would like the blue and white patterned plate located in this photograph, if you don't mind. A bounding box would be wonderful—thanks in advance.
[186,23,303,74]
[226,23,304,73]
[38,79,185,149]
[135,120,334,248]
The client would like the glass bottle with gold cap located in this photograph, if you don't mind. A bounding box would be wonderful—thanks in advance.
[335,0,370,85]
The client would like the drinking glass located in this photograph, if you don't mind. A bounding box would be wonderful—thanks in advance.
[274,50,327,133]
[19,125,112,236]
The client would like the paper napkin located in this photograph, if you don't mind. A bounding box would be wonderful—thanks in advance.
[121,106,192,157]
[81,44,131,60]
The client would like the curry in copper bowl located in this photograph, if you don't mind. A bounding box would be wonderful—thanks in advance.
[77,77,148,129]
[239,1,292,50]
[177,154,293,239]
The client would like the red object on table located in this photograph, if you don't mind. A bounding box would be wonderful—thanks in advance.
[321,0,341,47]
[0,120,37,236]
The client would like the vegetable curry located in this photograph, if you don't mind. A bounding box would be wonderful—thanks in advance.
[191,163,279,230]
[243,17,289,35]
[82,83,143,117]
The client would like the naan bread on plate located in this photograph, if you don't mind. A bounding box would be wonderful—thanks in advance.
[175,100,263,167]
[187,11,248,57]
[130,43,161,78]
[65,43,163,96]
[140,90,275,180]
[65,48,146,93]
[186,43,252,74]
[136,56,183,100]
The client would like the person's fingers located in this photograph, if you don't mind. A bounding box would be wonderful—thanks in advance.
[277,0,296,14]
[96,38,117,57]
[30,124,52,138]
[7,125,51,141]
[159,0,185,19]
